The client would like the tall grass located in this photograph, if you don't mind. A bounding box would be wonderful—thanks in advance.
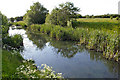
[27,24,119,61]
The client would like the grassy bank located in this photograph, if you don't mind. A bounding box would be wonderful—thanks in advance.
[27,22,120,61]
[2,50,23,78]
[2,50,63,78]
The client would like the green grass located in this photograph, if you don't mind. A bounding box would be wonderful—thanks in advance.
[77,18,118,23]
[73,18,119,31]
[2,50,23,78]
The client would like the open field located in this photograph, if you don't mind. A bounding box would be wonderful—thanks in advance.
[73,18,119,31]
[77,18,118,23]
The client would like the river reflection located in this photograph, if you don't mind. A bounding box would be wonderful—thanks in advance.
[9,28,119,78]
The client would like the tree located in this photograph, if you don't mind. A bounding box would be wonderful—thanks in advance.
[76,14,82,18]
[0,11,8,26]
[45,2,80,26]
[116,16,119,20]
[24,2,48,25]
[110,16,113,19]
[59,2,80,19]
[10,17,14,22]
[15,16,23,21]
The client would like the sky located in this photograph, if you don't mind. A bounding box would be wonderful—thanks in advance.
[0,0,119,18]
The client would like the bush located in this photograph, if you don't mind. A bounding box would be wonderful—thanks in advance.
[15,59,63,78]
[13,21,27,29]
[116,17,119,20]
[110,16,113,19]
[3,34,23,49]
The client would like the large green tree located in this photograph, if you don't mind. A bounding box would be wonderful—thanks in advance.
[24,2,48,25]
[46,2,80,26]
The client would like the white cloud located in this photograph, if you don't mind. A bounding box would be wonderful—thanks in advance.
[0,0,119,18]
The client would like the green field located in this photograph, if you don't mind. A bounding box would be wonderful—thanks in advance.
[77,18,118,23]
[73,18,119,31]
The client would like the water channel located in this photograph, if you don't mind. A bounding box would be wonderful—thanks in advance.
[8,27,119,78]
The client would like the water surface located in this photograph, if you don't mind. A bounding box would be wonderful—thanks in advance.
[9,27,119,78]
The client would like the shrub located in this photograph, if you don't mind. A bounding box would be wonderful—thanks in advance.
[15,59,63,78]
[110,16,113,19]
[116,17,119,20]
[13,21,27,29]
[3,34,23,49]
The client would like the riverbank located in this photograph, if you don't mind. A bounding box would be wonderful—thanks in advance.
[26,19,119,61]
[5,25,119,78]
[2,49,23,78]
[2,26,63,79]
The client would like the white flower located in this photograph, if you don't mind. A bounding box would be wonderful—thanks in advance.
[58,73,62,76]
[41,70,45,73]
[23,60,26,63]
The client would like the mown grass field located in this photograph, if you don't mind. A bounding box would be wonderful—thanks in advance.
[77,18,118,23]
[73,18,119,31]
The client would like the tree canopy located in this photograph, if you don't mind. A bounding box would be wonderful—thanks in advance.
[23,2,49,25]
[0,11,8,26]
[10,17,14,22]
[45,2,80,27]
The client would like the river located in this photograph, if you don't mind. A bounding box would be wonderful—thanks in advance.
[8,27,119,78]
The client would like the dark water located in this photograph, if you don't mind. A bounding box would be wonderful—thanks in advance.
[9,27,119,78]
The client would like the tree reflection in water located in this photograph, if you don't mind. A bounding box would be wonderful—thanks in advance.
[27,32,119,76]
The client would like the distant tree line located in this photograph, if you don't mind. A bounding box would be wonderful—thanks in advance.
[76,14,120,19]
[10,16,23,22]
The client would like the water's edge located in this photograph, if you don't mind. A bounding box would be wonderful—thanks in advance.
[9,27,119,78]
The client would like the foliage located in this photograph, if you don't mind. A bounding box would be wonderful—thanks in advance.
[15,59,63,78]
[24,2,48,25]
[15,16,23,22]
[0,11,8,26]
[45,2,80,26]
[13,21,27,29]
[10,17,15,22]
[110,16,113,19]
[2,25,9,38]
[116,16,119,20]
[3,34,23,49]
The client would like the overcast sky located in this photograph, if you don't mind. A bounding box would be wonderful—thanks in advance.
[0,0,119,18]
